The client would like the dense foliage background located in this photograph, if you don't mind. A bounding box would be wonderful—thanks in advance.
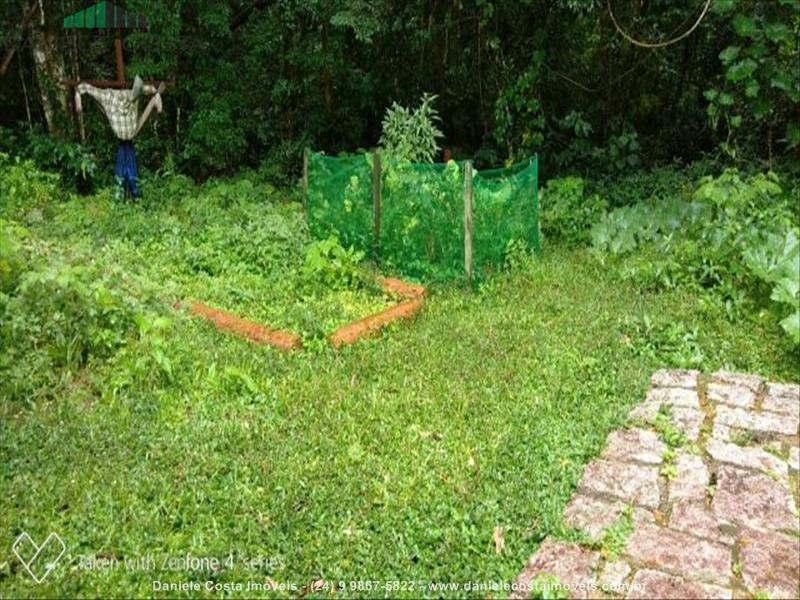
[1,0,798,182]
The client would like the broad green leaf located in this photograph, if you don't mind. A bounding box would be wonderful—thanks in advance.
[718,92,735,107]
[771,278,799,305]
[732,14,757,38]
[770,69,794,93]
[726,58,757,82]
[719,46,740,64]
[745,43,767,59]
[763,21,788,42]
[780,311,800,346]
[745,79,760,98]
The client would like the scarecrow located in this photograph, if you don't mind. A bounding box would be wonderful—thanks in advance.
[62,1,168,200]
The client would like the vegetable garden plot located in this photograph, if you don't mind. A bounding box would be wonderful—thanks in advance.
[306,152,539,280]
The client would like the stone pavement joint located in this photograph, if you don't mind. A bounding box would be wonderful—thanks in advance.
[511,370,800,599]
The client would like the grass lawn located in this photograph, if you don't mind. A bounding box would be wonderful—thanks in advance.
[1,173,796,598]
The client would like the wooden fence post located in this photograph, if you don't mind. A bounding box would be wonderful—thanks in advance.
[372,151,382,259]
[114,31,125,84]
[302,147,309,217]
[464,161,473,282]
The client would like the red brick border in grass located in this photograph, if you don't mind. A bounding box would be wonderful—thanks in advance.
[328,278,427,348]
[328,298,424,348]
[180,301,302,351]
[179,277,426,351]
[380,277,426,299]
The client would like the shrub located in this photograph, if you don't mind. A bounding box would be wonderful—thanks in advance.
[0,153,64,222]
[0,219,29,294]
[379,93,443,163]
[181,94,248,176]
[0,231,142,402]
[0,127,98,193]
[27,131,98,192]
[591,169,800,345]
[540,176,607,244]
[300,235,370,291]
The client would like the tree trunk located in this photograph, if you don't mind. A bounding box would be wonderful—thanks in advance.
[29,17,70,137]
[321,21,333,118]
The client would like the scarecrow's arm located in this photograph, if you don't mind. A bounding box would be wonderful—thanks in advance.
[74,83,110,115]
[135,82,166,136]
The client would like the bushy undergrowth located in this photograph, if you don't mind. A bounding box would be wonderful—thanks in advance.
[590,170,800,345]
[0,220,148,402]
[0,157,389,402]
[538,165,800,348]
[540,176,607,244]
[0,128,100,193]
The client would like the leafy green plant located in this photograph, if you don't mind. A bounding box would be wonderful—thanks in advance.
[494,52,546,162]
[653,406,688,448]
[626,315,707,370]
[529,573,571,600]
[603,128,641,173]
[503,238,534,272]
[300,235,369,291]
[182,94,248,175]
[598,506,634,560]
[0,242,142,403]
[0,153,64,222]
[592,169,799,345]
[660,447,678,480]
[379,93,443,163]
[541,176,607,244]
[706,0,800,157]
[0,219,29,293]
[27,131,98,192]
[553,111,595,172]
[743,229,800,345]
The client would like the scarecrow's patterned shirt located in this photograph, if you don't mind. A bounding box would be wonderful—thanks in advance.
[76,83,154,140]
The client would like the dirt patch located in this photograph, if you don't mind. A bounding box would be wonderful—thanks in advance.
[181,302,302,351]
[329,298,424,348]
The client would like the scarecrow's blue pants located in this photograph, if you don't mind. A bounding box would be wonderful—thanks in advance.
[115,141,140,200]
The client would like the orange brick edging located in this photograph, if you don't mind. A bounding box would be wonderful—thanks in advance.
[329,298,424,348]
[380,277,426,299]
[179,277,426,351]
[181,301,302,352]
[329,278,427,348]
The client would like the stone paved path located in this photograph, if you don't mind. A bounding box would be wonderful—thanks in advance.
[511,370,800,599]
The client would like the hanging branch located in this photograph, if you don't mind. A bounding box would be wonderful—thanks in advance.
[19,53,33,131]
[607,0,713,49]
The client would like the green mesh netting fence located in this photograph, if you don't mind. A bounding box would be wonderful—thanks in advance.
[307,152,539,280]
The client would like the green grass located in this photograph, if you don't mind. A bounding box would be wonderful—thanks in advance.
[1,168,797,598]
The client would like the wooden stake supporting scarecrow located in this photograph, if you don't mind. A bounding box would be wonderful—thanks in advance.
[62,1,170,200]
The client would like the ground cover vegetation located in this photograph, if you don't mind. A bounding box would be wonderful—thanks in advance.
[1,154,797,597]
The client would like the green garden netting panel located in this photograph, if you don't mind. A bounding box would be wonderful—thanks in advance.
[380,159,465,279]
[307,153,374,251]
[307,152,539,280]
[473,159,539,275]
